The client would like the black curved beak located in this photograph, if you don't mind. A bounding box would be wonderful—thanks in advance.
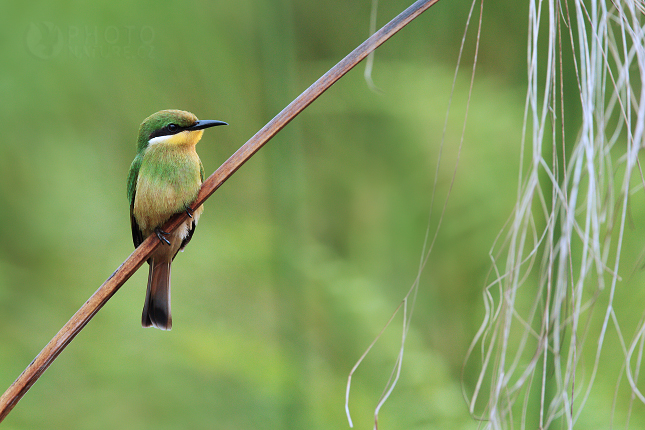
[187,120,228,131]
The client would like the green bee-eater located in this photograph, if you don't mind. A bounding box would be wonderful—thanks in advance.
[127,110,227,330]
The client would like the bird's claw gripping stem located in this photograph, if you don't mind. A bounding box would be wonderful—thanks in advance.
[155,228,171,246]
[186,207,194,218]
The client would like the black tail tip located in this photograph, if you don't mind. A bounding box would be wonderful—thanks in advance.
[142,307,172,330]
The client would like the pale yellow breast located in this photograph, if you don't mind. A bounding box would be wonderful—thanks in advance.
[132,143,203,235]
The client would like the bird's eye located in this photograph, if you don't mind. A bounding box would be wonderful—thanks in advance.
[167,123,179,133]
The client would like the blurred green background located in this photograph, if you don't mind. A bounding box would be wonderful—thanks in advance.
[2,1,645,429]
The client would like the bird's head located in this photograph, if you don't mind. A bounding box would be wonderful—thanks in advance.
[136,109,227,152]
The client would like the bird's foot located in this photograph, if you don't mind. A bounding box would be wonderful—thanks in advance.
[185,207,194,218]
[154,228,171,246]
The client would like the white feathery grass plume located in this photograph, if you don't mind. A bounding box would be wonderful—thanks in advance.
[465,1,645,428]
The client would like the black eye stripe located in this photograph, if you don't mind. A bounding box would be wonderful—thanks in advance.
[148,123,186,140]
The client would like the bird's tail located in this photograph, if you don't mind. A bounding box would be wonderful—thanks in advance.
[142,259,172,330]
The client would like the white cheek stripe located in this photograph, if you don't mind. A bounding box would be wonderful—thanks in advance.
[148,131,187,146]
[148,134,173,146]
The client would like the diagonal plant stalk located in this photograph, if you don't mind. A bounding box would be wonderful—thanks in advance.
[0,0,441,422]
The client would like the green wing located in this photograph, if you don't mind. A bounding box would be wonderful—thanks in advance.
[127,154,143,206]
[199,160,205,182]
[127,155,144,248]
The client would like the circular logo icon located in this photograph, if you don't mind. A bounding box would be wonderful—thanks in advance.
[26,22,63,59]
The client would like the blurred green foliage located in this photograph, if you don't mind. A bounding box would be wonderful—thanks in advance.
[2,1,645,429]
